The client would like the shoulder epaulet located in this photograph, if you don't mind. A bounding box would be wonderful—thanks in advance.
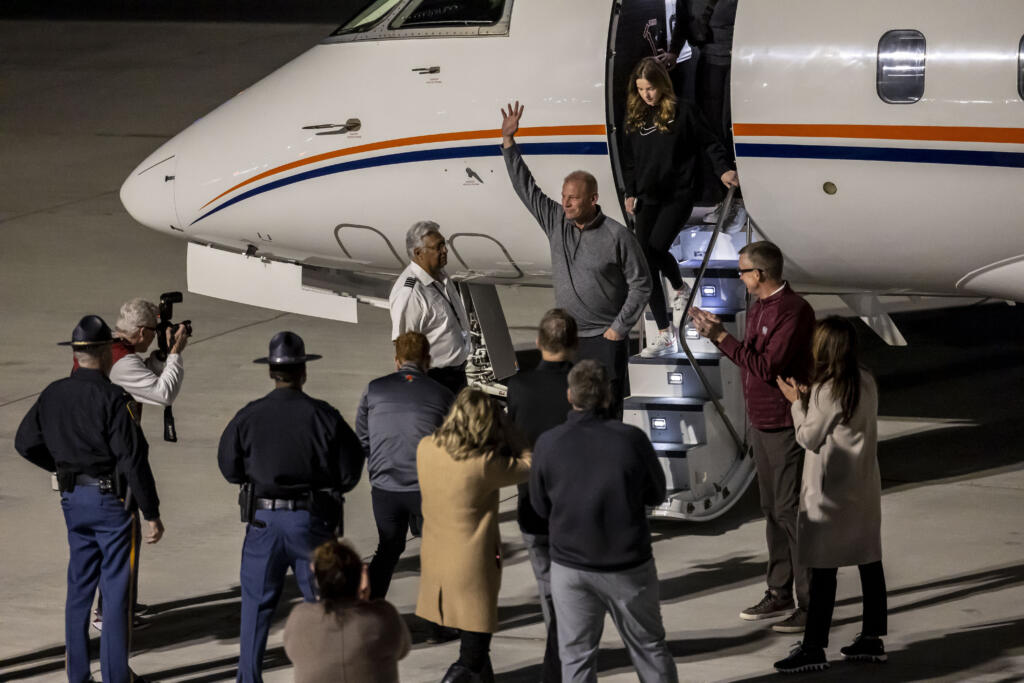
[404,277,417,288]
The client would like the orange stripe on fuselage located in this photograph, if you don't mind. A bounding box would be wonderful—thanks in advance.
[201,124,607,209]
[733,123,1024,145]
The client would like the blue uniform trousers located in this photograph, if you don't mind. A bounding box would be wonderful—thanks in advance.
[61,484,135,683]
[237,508,333,683]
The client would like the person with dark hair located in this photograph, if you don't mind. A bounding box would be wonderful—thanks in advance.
[622,56,738,359]
[15,315,164,683]
[218,331,364,683]
[416,388,531,683]
[773,317,887,673]
[500,102,652,418]
[505,308,579,682]
[689,240,816,634]
[283,539,411,683]
[530,360,676,683]
[356,331,454,601]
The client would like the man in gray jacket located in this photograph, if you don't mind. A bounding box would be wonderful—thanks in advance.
[355,331,454,599]
[501,101,651,417]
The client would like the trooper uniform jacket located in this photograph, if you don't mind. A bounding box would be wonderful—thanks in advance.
[15,367,161,520]
[388,262,471,369]
[217,387,363,499]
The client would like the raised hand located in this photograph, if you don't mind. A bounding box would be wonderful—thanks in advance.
[501,101,524,147]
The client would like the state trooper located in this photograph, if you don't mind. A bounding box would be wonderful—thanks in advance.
[217,331,364,683]
[15,315,164,683]
[389,221,472,396]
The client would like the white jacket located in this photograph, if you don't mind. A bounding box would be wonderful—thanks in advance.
[110,351,184,407]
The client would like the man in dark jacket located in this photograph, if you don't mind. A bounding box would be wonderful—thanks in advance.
[15,315,164,683]
[506,309,577,682]
[218,331,363,682]
[690,240,815,633]
[530,360,677,683]
[356,331,454,599]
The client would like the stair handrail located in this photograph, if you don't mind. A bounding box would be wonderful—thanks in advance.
[678,186,747,455]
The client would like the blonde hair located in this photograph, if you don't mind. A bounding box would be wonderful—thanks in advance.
[625,57,677,133]
[433,387,508,461]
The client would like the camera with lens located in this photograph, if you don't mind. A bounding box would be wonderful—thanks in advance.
[155,291,193,361]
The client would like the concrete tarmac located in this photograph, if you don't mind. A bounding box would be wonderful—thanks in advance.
[2,19,1023,683]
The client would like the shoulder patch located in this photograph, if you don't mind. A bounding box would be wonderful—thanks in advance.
[404,277,416,288]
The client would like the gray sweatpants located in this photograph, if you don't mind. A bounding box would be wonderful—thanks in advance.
[551,559,678,683]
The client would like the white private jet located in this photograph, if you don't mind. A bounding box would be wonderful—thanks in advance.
[119,0,1024,519]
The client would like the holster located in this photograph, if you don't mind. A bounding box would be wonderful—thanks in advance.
[311,490,344,536]
[56,467,78,494]
[238,482,257,524]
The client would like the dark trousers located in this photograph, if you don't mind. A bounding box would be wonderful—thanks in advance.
[458,629,493,673]
[96,509,142,618]
[696,59,734,204]
[62,485,134,683]
[634,199,691,330]
[576,335,629,419]
[238,508,333,682]
[368,487,423,599]
[428,363,468,396]
[750,427,810,608]
[522,533,561,682]
[804,562,887,649]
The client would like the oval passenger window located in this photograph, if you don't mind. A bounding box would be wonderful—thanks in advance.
[877,30,926,104]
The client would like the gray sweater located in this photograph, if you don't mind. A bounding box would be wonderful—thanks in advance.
[503,143,652,337]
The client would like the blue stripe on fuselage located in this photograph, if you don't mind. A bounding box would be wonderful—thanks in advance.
[190,141,608,225]
[735,143,1024,168]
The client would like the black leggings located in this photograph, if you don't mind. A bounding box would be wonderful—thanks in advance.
[804,561,887,649]
[634,199,691,330]
[458,630,492,673]
[367,487,422,599]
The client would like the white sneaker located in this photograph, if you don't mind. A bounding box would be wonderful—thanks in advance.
[671,284,690,311]
[640,329,680,358]
[702,202,722,224]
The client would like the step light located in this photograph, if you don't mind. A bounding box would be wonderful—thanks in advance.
[701,284,717,297]
[684,327,699,340]
[651,417,668,430]
[666,372,684,385]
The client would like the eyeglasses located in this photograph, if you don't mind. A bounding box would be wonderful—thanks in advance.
[421,241,447,252]
[140,325,157,332]
[737,268,762,276]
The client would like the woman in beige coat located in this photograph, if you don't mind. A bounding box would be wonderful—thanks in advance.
[416,388,531,683]
[774,316,888,674]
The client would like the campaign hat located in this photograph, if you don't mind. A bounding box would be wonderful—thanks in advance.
[253,331,322,365]
[57,315,115,348]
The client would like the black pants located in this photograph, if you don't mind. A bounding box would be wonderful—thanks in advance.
[696,59,734,204]
[576,335,629,419]
[368,487,423,599]
[634,199,691,330]
[428,363,468,396]
[458,630,493,673]
[804,561,887,649]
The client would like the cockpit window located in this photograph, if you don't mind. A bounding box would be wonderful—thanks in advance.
[332,0,405,35]
[877,30,926,104]
[391,0,506,28]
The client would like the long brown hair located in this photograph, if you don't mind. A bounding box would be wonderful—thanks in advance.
[311,538,364,617]
[625,57,677,133]
[803,316,863,423]
[433,387,512,461]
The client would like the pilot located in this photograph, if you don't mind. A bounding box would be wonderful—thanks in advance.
[93,297,189,632]
[15,314,164,683]
[388,221,472,396]
[217,331,364,683]
[500,102,652,418]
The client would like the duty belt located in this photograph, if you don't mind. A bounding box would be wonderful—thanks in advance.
[255,497,310,511]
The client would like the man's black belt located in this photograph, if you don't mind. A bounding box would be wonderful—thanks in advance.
[255,497,310,511]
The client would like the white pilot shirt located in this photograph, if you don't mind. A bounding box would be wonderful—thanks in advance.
[389,262,471,369]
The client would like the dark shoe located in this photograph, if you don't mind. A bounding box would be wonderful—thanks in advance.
[840,634,887,662]
[441,662,479,683]
[772,607,808,633]
[774,642,829,674]
[134,602,151,616]
[91,613,152,632]
[426,623,461,644]
[740,590,795,621]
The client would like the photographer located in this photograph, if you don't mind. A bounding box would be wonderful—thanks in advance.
[109,297,188,412]
[92,297,187,632]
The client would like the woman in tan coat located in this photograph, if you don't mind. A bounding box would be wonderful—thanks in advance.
[774,316,888,674]
[416,388,531,683]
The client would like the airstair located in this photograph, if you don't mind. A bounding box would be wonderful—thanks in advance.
[623,189,757,521]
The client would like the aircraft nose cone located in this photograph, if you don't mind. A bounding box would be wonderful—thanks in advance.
[120,152,180,234]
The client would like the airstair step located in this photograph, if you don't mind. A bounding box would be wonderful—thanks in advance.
[628,351,721,365]
[678,259,741,277]
[627,354,723,400]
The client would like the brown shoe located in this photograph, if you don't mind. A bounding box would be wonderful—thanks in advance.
[772,607,807,633]
[740,590,794,621]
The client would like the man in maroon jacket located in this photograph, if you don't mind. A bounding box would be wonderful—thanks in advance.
[690,241,815,633]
